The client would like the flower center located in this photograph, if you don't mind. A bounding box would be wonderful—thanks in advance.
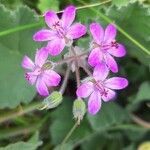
[52,21,66,39]
[93,40,119,51]
[53,21,61,29]
[94,81,108,97]
[42,62,53,70]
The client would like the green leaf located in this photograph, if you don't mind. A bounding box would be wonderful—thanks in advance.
[134,82,150,103]
[38,0,59,13]
[127,81,150,110]
[106,2,150,66]
[77,8,96,24]
[0,0,22,10]
[81,134,107,150]
[112,0,136,8]
[49,97,92,145]
[128,82,150,109]
[0,132,42,150]
[121,125,148,142]
[87,102,129,131]
[0,5,41,108]
[123,144,136,150]
[81,132,124,150]
[54,143,73,150]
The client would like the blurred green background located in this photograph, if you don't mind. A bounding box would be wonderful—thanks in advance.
[0,0,150,149]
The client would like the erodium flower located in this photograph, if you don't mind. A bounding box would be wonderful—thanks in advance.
[88,23,126,73]
[76,64,128,115]
[22,48,61,96]
[33,5,86,56]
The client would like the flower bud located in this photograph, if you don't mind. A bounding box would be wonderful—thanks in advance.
[43,91,63,109]
[73,98,86,124]
[138,142,150,150]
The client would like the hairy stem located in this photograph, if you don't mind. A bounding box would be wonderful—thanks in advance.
[70,46,81,88]
[75,64,80,88]
[131,114,150,129]
[57,0,111,13]
[56,52,88,65]
[59,63,71,94]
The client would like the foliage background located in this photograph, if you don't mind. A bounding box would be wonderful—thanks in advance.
[0,0,150,149]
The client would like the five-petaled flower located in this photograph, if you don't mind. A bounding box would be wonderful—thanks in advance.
[76,64,128,115]
[33,5,86,56]
[88,23,126,73]
[22,48,61,96]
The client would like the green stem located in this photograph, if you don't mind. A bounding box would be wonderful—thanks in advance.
[73,0,111,11]
[61,122,78,147]
[77,0,150,55]
[0,102,42,124]
[0,113,50,140]
[0,123,40,140]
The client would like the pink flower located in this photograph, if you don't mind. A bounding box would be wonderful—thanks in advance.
[22,48,61,96]
[33,5,86,56]
[88,23,126,73]
[76,64,128,115]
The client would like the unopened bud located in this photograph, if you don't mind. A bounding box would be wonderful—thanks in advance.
[73,98,86,125]
[42,91,63,109]
[138,142,150,150]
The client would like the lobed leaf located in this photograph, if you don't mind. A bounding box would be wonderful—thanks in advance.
[0,4,41,108]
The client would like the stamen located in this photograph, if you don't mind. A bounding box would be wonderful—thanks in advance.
[53,21,60,29]
[101,88,108,97]
[25,73,30,81]
[111,41,119,48]
[94,81,108,97]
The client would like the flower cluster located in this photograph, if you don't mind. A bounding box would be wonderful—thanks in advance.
[22,5,128,117]
[77,23,128,115]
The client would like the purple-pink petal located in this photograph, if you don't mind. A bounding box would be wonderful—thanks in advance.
[22,56,35,70]
[43,70,61,86]
[104,24,117,43]
[102,88,116,102]
[90,23,104,45]
[105,54,118,73]
[44,11,59,29]
[62,5,76,28]
[93,63,109,81]
[67,23,86,39]
[33,29,56,41]
[47,39,65,56]
[35,48,48,67]
[88,48,102,67]
[76,82,93,98]
[108,44,126,57]
[105,77,128,90]
[36,78,49,96]
[88,92,101,115]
